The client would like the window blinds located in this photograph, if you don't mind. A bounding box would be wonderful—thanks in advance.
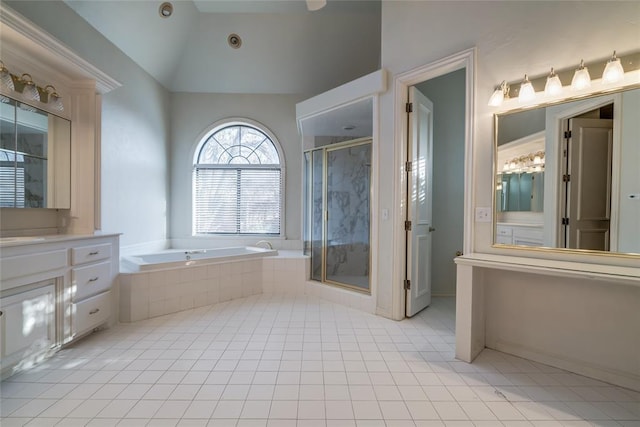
[194,168,281,235]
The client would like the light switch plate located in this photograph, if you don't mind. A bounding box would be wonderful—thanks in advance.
[475,207,491,222]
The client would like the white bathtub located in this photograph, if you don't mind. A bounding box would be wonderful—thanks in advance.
[121,246,277,272]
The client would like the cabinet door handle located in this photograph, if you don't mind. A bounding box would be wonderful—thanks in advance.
[89,308,100,315]
[89,277,99,282]
[89,251,99,255]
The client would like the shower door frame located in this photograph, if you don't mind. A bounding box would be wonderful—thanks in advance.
[304,137,373,294]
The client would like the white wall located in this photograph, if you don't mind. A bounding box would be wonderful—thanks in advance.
[6,1,171,251]
[169,92,305,245]
[377,0,640,309]
[416,69,465,296]
[484,269,640,391]
[378,1,640,385]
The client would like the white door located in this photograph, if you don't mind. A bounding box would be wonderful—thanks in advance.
[564,118,613,250]
[405,87,434,317]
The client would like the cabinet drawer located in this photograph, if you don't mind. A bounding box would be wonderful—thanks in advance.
[73,291,111,336]
[72,243,112,265]
[72,261,112,302]
[495,235,513,245]
[496,226,513,237]
[1,249,68,283]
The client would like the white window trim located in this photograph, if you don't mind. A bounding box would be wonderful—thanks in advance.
[191,117,286,238]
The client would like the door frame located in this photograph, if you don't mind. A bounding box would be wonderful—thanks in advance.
[391,48,476,320]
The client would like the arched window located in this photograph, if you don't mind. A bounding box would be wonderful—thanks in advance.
[193,121,284,235]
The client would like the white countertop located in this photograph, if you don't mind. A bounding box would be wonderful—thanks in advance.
[0,233,121,248]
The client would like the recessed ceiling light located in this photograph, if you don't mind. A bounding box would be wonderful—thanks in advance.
[228,34,242,49]
[159,2,173,18]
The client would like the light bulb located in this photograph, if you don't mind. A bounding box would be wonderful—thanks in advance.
[602,51,624,84]
[533,154,542,165]
[19,74,40,102]
[544,67,563,96]
[306,0,326,11]
[571,60,591,90]
[518,74,535,103]
[488,81,508,107]
[44,85,63,111]
[0,61,14,92]
[488,87,504,107]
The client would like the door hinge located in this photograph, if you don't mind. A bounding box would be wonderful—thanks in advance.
[562,217,569,225]
[404,220,412,231]
[563,174,570,182]
[404,279,411,290]
[564,130,572,139]
[406,102,413,113]
[405,161,412,172]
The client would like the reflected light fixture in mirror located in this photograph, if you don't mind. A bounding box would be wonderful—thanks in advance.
[571,59,591,90]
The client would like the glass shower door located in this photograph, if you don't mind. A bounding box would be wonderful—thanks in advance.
[310,149,324,282]
[325,142,371,291]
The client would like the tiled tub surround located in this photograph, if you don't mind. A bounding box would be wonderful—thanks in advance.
[120,251,310,322]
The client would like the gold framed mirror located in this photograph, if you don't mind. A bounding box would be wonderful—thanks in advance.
[493,85,640,256]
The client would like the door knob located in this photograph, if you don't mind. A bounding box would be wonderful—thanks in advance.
[429,227,436,232]
[456,251,463,256]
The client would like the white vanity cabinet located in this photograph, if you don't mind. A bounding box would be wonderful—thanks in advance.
[70,243,114,337]
[0,283,56,373]
[496,223,544,247]
[0,234,119,378]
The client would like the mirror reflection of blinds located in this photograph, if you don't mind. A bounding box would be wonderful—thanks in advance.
[0,166,24,207]
[194,168,281,235]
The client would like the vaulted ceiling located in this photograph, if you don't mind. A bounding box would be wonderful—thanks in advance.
[64,0,381,95]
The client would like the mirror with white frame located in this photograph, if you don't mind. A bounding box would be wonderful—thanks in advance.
[493,86,640,255]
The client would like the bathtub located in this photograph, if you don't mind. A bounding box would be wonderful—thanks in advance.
[118,246,309,323]
[121,246,277,272]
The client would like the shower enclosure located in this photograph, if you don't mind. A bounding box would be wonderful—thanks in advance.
[304,138,372,293]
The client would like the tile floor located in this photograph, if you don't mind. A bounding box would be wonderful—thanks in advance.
[1,295,639,427]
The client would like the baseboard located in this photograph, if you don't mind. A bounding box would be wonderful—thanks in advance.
[491,339,640,392]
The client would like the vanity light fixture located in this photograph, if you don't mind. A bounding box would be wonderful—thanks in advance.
[0,61,15,92]
[544,67,563,96]
[602,51,625,84]
[518,74,535,103]
[571,59,591,90]
[20,74,40,102]
[0,61,64,112]
[306,0,327,11]
[488,81,509,107]
[44,85,63,111]
[488,49,638,107]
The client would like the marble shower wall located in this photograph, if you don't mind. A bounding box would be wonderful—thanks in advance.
[326,143,371,288]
